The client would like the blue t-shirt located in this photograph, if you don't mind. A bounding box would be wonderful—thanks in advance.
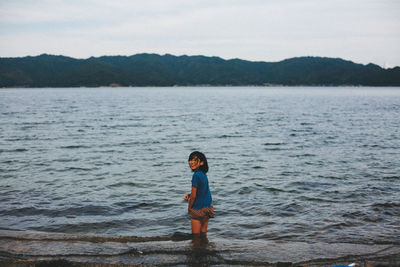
[191,170,212,210]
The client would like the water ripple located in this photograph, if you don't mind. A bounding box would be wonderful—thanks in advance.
[1,87,399,246]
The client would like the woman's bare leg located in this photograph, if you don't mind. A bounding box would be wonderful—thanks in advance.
[191,219,209,247]
[200,219,209,234]
[191,219,202,234]
[191,218,209,236]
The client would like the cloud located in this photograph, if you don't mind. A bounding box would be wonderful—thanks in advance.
[0,0,399,67]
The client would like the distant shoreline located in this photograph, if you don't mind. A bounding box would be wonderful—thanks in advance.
[2,85,400,89]
[1,54,399,87]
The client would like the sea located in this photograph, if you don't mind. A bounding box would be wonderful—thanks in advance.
[0,87,399,266]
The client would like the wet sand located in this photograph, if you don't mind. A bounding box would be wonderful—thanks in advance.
[1,230,399,266]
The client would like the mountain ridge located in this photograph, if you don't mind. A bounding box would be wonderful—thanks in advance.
[1,53,399,87]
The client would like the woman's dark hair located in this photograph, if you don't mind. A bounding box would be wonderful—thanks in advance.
[188,151,209,173]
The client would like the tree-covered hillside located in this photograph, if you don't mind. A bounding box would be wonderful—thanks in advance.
[0,54,399,87]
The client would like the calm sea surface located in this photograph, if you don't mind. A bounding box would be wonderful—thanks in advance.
[1,87,399,246]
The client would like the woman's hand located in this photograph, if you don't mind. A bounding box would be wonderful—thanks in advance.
[188,187,197,213]
[184,193,191,201]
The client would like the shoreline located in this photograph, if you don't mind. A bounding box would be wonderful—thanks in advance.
[1,230,399,266]
[2,85,400,89]
[1,256,399,267]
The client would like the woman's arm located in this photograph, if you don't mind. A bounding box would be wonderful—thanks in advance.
[188,186,197,212]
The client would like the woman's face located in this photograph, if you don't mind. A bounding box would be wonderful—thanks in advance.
[188,156,204,171]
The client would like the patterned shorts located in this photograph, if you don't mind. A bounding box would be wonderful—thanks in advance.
[189,206,214,222]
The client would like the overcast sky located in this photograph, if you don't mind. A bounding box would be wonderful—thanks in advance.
[1,0,399,67]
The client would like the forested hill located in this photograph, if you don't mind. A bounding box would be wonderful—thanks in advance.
[1,53,399,87]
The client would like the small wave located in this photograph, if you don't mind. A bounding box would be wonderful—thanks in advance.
[252,166,264,169]
[113,202,150,212]
[371,202,400,216]
[321,221,363,230]
[64,167,94,171]
[0,230,189,243]
[263,186,287,193]
[238,186,253,195]
[0,148,28,153]
[28,218,145,234]
[93,149,122,153]
[275,202,304,217]
[1,112,18,116]
[0,205,120,218]
[298,195,335,203]
[0,207,53,217]
[263,142,287,151]
[342,211,384,223]
[217,134,243,139]
[343,191,368,199]
[278,171,297,177]
[58,205,120,216]
[0,158,9,164]
[317,175,346,180]
[289,153,316,158]
[4,137,42,141]
[60,145,91,149]
[300,122,314,126]
[372,202,400,209]
[264,147,284,151]
[287,181,335,191]
[107,182,137,188]
[52,158,80,163]
[263,142,284,146]
[116,141,139,147]
[382,175,399,181]
[101,124,146,129]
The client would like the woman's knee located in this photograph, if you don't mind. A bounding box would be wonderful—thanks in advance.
[200,219,209,233]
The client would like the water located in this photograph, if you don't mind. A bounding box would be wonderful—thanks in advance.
[1,87,400,265]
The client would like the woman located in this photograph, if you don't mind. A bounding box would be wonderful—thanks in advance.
[184,151,214,236]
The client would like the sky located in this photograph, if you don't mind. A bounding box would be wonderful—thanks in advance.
[0,0,399,68]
